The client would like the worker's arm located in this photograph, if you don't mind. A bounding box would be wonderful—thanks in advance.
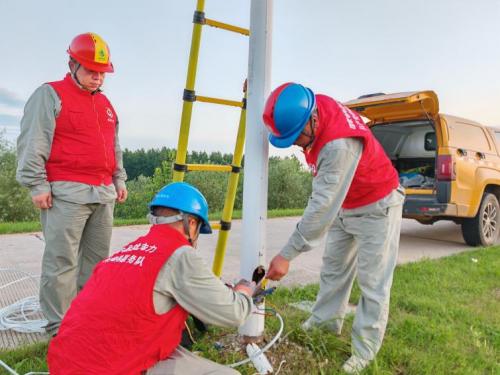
[112,120,127,202]
[156,246,253,328]
[280,138,363,261]
[16,85,60,199]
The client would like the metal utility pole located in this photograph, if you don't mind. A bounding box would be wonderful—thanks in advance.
[239,0,273,340]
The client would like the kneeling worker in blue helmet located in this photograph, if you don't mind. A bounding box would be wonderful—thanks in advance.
[263,83,404,373]
[48,182,254,374]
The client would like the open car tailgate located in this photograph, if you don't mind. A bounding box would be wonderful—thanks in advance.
[344,91,439,124]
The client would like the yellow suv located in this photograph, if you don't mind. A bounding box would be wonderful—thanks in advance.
[345,91,500,246]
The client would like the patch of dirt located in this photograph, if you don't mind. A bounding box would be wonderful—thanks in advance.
[263,337,323,374]
[214,333,330,374]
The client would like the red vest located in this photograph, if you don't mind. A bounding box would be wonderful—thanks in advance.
[46,74,117,186]
[48,225,190,374]
[304,95,399,209]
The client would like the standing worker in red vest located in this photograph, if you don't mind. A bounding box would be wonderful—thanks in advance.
[16,32,128,337]
[48,182,254,374]
[263,83,404,373]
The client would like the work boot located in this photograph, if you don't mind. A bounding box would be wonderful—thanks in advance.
[341,355,370,374]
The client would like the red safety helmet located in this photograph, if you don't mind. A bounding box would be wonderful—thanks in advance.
[67,33,114,73]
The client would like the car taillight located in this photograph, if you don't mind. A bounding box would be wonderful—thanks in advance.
[436,155,455,181]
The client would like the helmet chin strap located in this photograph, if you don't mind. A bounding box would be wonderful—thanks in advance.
[303,130,314,149]
[301,109,318,150]
[301,121,316,149]
[70,61,83,87]
[182,215,201,246]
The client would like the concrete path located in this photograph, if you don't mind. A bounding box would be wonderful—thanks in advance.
[0,217,484,349]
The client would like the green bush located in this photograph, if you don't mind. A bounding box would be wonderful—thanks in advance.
[151,160,173,191]
[186,171,238,212]
[268,155,312,209]
[0,135,38,222]
[113,175,157,219]
[114,160,244,218]
[114,159,174,219]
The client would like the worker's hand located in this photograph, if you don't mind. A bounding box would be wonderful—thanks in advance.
[32,192,52,209]
[116,187,128,203]
[233,279,256,297]
[266,255,290,281]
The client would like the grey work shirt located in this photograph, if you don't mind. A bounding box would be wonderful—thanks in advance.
[280,138,363,260]
[16,83,127,204]
[153,245,253,327]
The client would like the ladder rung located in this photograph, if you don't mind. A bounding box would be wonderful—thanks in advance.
[196,95,243,108]
[205,18,250,36]
[210,222,221,230]
[187,164,232,172]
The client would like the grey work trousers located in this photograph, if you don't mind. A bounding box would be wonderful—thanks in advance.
[305,188,404,360]
[40,197,114,336]
[147,346,239,374]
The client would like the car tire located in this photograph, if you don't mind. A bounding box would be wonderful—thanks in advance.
[461,193,500,246]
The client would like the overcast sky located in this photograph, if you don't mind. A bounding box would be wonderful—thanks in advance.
[1,0,499,159]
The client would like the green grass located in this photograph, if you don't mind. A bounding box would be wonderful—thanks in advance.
[0,208,304,235]
[1,247,499,374]
[0,221,42,235]
[0,342,48,374]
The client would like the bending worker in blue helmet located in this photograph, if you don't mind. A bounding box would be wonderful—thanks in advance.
[263,83,404,373]
[48,182,254,374]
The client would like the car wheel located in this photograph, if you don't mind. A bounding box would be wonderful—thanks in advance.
[461,193,500,246]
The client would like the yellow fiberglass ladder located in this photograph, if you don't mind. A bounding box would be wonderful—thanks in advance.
[172,0,249,277]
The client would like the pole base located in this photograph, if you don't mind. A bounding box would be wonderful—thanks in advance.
[238,334,264,345]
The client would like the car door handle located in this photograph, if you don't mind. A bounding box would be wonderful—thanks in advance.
[457,148,467,156]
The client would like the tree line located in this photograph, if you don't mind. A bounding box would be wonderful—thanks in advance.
[0,135,312,222]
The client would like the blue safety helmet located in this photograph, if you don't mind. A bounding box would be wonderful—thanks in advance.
[149,182,212,234]
[262,82,316,148]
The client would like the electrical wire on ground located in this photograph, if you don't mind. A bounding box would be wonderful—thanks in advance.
[0,268,47,333]
[0,267,48,374]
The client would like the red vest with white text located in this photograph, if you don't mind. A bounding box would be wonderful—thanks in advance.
[304,95,398,209]
[46,74,117,185]
[48,225,190,374]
